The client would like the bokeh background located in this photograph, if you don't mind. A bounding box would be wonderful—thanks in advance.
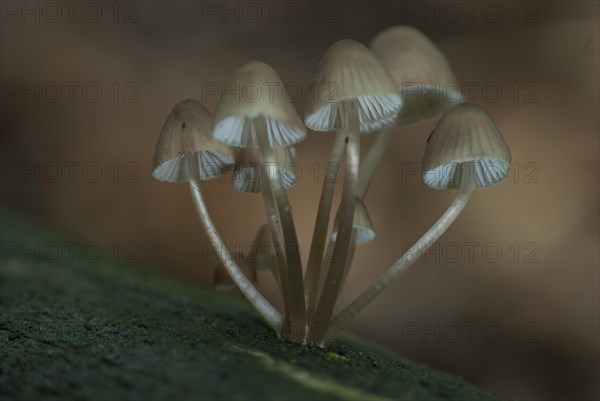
[1,1,598,400]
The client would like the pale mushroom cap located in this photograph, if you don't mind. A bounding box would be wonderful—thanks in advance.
[212,61,306,148]
[305,39,402,133]
[332,199,376,245]
[152,99,234,183]
[371,26,463,125]
[232,146,298,193]
[422,103,511,189]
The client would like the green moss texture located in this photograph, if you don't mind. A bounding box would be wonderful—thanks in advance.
[0,207,504,400]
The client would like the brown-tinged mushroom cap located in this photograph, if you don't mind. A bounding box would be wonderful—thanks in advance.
[422,103,511,189]
[212,61,306,148]
[371,26,463,125]
[152,99,234,183]
[332,199,376,245]
[305,39,402,133]
[232,146,298,193]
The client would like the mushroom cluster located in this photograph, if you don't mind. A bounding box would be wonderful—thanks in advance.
[152,26,511,347]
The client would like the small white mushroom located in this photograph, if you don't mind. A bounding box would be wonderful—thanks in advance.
[326,103,511,346]
[212,61,306,341]
[152,99,234,183]
[303,39,402,345]
[358,25,464,199]
[232,146,298,193]
[152,99,281,331]
[305,39,402,134]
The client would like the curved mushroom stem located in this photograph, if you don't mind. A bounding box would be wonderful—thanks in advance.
[356,124,395,200]
[322,168,475,346]
[259,175,291,331]
[255,117,306,342]
[315,239,335,302]
[316,230,357,302]
[341,231,357,289]
[304,129,346,320]
[309,102,360,345]
[248,225,282,294]
[187,156,282,332]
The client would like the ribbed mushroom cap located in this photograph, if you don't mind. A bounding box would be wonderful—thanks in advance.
[212,61,306,148]
[422,103,511,189]
[305,39,402,133]
[332,199,376,245]
[152,99,234,183]
[371,26,463,125]
[232,146,298,193]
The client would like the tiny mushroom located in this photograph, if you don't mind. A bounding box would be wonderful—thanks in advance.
[320,198,376,299]
[212,61,306,148]
[305,39,402,133]
[371,25,463,125]
[212,60,307,341]
[152,99,282,331]
[246,224,283,295]
[422,103,511,190]
[232,146,298,193]
[331,199,376,246]
[152,98,234,182]
[358,25,464,199]
[303,39,402,344]
[326,103,511,346]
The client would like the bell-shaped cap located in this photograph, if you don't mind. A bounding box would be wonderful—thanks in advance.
[152,99,234,183]
[305,39,402,133]
[422,103,511,189]
[371,26,463,125]
[232,146,298,193]
[332,199,376,245]
[212,61,306,148]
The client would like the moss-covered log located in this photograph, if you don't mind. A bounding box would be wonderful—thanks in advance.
[0,208,504,400]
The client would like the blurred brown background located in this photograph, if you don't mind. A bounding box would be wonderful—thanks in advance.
[1,1,598,400]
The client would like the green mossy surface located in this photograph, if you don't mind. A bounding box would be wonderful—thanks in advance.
[0,208,505,400]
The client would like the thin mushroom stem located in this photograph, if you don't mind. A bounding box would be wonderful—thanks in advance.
[259,172,291,332]
[340,231,357,290]
[255,117,307,342]
[309,102,360,345]
[260,225,284,295]
[316,239,335,302]
[187,156,282,331]
[304,130,346,320]
[356,124,395,200]
[316,230,357,302]
[322,168,475,346]
[248,225,283,296]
